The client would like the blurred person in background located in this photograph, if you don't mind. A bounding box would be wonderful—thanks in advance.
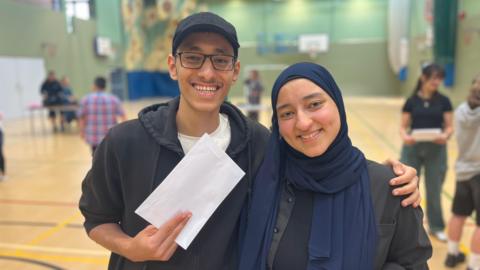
[399,63,454,242]
[244,69,264,121]
[445,75,480,270]
[40,71,64,132]
[78,76,126,154]
[60,76,78,127]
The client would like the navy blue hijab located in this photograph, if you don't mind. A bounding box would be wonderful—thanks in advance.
[239,63,377,270]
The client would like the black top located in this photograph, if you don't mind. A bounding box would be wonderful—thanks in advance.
[269,161,432,270]
[40,80,63,105]
[272,187,312,270]
[402,92,453,129]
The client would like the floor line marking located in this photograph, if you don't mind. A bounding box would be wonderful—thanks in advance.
[26,212,81,246]
[0,243,109,256]
[0,220,83,228]
[0,255,64,270]
[0,199,77,207]
[0,250,108,265]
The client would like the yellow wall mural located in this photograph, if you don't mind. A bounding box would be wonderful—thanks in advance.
[122,0,207,71]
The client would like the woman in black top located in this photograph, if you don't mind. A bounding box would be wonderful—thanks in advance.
[400,63,453,242]
[239,63,431,270]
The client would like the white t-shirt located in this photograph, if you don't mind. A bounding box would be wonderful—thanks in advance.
[178,113,231,154]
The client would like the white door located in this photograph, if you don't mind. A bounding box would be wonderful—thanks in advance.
[0,56,46,119]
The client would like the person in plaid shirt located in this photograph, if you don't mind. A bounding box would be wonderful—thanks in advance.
[78,76,126,153]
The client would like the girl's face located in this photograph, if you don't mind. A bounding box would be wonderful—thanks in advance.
[276,78,341,158]
[421,73,443,94]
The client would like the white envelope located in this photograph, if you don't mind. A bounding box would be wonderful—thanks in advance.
[135,133,245,249]
[411,128,442,142]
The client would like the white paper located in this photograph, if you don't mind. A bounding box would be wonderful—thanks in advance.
[411,128,442,142]
[135,134,245,249]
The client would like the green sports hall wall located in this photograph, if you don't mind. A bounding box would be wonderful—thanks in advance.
[211,0,480,103]
[0,0,123,98]
[207,0,398,97]
[118,0,398,97]
[1,0,479,105]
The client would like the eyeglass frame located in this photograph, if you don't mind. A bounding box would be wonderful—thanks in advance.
[175,52,237,71]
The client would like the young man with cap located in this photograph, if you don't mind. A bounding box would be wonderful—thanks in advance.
[79,12,420,270]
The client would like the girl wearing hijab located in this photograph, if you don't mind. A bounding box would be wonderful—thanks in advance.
[239,63,431,270]
[400,63,453,242]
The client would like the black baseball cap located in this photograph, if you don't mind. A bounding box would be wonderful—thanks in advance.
[172,12,240,58]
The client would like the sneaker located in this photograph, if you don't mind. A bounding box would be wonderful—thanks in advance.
[431,231,448,242]
[444,252,465,267]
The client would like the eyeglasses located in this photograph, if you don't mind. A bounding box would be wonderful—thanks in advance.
[176,52,236,71]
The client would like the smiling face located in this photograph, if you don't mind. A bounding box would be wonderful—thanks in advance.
[276,78,341,157]
[167,32,240,115]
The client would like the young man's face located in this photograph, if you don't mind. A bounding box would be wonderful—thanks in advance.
[168,32,240,114]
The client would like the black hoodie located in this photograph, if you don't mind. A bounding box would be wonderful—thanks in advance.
[79,97,270,270]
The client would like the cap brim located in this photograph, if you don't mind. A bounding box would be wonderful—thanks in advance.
[177,24,240,50]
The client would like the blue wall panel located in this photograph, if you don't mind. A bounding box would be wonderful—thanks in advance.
[127,71,179,100]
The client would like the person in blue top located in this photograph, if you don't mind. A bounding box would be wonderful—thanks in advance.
[400,63,454,242]
[60,76,78,127]
[239,62,431,270]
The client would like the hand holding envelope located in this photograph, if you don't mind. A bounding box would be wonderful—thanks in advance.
[123,212,191,262]
[135,134,245,250]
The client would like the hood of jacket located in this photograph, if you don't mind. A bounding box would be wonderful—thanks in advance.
[138,97,252,157]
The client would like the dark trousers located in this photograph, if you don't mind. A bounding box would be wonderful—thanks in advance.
[401,142,447,232]
[247,96,261,121]
[0,129,4,173]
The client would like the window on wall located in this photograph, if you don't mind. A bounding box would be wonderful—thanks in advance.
[65,0,95,20]
[65,0,95,33]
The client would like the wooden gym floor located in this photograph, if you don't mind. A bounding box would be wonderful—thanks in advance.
[0,97,476,269]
